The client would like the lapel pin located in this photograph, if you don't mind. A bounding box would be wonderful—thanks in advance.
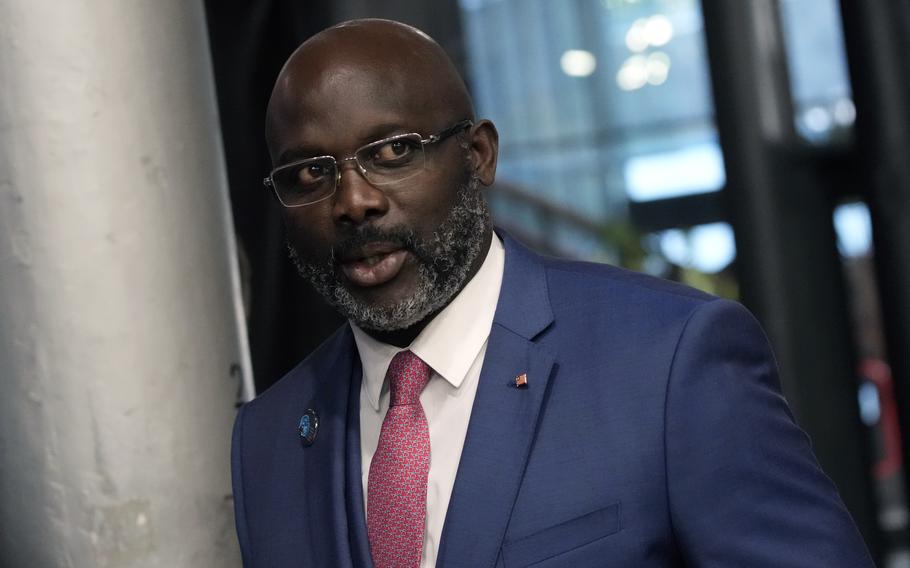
[298,409,319,447]
[514,373,528,388]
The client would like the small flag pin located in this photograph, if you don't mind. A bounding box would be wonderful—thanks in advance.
[514,373,528,388]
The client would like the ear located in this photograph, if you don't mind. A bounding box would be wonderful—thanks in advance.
[468,119,499,186]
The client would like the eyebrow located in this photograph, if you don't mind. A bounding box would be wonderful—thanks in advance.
[275,122,415,166]
[359,122,413,144]
[277,144,325,166]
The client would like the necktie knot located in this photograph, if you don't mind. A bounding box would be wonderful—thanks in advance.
[387,350,430,407]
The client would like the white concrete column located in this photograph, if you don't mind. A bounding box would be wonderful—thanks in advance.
[0,1,252,565]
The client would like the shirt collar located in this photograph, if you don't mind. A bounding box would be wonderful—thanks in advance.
[352,235,505,411]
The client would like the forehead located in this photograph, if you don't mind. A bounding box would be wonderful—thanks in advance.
[267,57,446,162]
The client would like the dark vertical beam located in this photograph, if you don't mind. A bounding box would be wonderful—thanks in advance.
[840,0,910,509]
[700,0,879,555]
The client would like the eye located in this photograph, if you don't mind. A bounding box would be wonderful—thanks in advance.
[296,161,332,184]
[388,140,411,156]
[371,138,419,163]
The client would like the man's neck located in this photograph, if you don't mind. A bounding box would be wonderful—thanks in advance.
[365,321,429,348]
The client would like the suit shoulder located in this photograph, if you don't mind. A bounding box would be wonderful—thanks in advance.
[541,255,718,314]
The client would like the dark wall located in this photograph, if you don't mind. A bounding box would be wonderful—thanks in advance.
[205,1,343,392]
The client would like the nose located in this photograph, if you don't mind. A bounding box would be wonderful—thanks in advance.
[331,159,389,227]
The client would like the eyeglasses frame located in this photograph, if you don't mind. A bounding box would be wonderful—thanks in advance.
[263,119,474,208]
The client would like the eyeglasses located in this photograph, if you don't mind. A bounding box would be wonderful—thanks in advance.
[264,119,473,208]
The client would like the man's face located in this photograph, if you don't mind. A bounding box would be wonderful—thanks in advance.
[267,63,492,332]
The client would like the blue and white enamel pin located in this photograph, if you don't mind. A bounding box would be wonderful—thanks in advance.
[298,409,319,446]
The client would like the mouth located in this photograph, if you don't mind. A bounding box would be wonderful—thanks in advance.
[339,242,410,288]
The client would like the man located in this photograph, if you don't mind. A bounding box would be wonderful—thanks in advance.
[231,18,873,567]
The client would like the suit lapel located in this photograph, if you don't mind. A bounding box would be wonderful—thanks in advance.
[301,327,358,567]
[436,233,556,567]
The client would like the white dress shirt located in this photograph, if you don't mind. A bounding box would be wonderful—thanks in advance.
[351,234,505,568]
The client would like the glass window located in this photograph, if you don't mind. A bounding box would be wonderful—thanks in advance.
[460,0,731,294]
[778,0,855,143]
[834,202,873,258]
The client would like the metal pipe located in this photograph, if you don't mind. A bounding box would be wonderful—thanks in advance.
[0,1,251,565]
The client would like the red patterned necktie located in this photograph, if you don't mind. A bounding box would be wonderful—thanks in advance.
[367,350,432,568]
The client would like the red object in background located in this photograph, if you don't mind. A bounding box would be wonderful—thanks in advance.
[861,358,903,479]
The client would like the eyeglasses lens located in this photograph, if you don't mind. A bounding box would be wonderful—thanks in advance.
[357,134,426,186]
[272,157,337,207]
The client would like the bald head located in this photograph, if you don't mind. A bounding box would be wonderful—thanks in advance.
[266,19,474,160]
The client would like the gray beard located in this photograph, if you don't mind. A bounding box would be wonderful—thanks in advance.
[287,177,491,331]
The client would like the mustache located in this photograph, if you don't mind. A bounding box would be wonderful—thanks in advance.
[331,225,419,262]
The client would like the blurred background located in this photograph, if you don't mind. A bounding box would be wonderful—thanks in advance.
[1,0,909,565]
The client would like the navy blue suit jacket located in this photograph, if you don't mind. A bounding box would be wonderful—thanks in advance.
[232,232,873,567]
